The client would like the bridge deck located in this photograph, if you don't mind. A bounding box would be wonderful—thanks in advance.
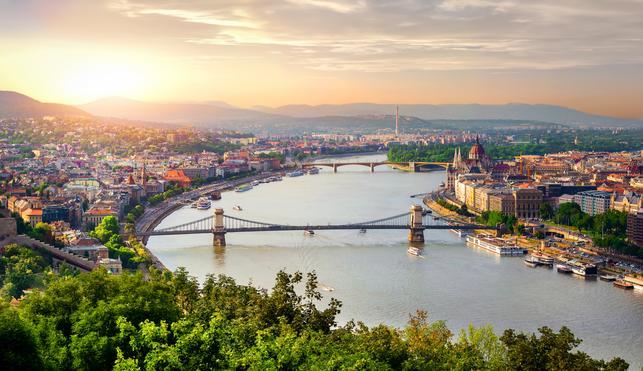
[142,224,495,236]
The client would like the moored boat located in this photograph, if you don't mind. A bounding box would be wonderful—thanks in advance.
[599,274,617,282]
[613,280,634,290]
[308,167,320,174]
[524,257,541,267]
[235,184,253,192]
[210,190,221,200]
[532,252,554,267]
[571,264,598,277]
[556,264,573,274]
[466,235,527,256]
[287,170,304,177]
[196,197,211,210]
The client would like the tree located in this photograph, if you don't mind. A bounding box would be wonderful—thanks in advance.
[0,306,44,370]
[539,203,554,220]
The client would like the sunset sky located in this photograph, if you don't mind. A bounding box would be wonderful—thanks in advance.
[1,0,642,118]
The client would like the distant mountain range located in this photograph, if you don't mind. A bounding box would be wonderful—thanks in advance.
[0,91,88,118]
[0,91,641,129]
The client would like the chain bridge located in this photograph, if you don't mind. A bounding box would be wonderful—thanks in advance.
[138,205,498,246]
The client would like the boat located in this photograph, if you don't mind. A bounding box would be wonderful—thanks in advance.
[251,180,260,187]
[359,228,367,234]
[524,257,542,267]
[571,264,598,277]
[599,274,617,282]
[190,202,197,208]
[210,190,221,200]
[532,252,554,266]
[235,184,253,192]
[196,197,211,210]
[287,170,304,177]
[613,280,634,290]
[232,205,242,211]
[407,246,422,256]
[320,285,335,292]
[304,229,315,236]
[466,235,528,256]
[450,229,469,238]
[308,167,320,174]
[556,264,573,274]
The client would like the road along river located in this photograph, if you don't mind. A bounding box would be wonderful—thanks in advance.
[147,154,643,367]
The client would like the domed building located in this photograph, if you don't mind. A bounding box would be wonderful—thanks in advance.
[445,135,493,190]
[468,136,486,161]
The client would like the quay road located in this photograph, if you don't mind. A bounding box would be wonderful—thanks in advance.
[135,171,283,268]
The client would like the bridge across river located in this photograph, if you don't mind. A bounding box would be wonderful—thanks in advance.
[301,161,449,172]
[138,205,498,246]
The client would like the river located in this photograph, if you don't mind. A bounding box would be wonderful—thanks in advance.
[148,154,643,368]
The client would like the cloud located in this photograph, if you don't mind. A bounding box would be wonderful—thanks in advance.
[286,0,367,13]
[99,0,643,72]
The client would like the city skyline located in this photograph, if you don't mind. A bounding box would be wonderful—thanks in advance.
[1,0,643,118]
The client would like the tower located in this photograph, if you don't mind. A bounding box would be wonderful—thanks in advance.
[395,105,399,137]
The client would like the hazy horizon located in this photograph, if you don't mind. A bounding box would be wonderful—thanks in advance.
[1,0,642,119]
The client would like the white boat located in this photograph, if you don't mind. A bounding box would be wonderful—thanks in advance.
[196,197,211,210]
[287,170,304,177]
[235,184,253,192]
[450,229,469,238]
[466,235,527,256]
[304,229,315,236]
[407,246,422,256]
[232,205,242,211]
[190,202,197,208]
[308,167,320,174]
[571,264,598,277]
[251,180,260,187]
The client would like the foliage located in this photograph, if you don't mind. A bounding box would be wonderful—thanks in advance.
[88,216,142,268]
[125,204,144,224]
[0,266,628,370]
[436,198,472,216]
[477,211,517,232]
[147,183,188,206]
[0,244,48,299]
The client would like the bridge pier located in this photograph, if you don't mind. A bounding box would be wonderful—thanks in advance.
[370,163,375,172]
[408,204,425,244]
[212,208,226,247]
[333,163,338,173]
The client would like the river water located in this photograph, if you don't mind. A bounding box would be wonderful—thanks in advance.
[148,154,643,367]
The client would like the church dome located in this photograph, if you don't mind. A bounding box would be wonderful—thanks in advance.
[468,136,485,160]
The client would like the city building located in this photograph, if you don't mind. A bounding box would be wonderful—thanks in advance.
[626,211,643,248]
[513,188,543,219]
[573,190,612,216]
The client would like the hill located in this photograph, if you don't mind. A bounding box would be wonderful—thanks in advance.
[79,97,282,126]
[256,103,640,127]
[0,91,88,118]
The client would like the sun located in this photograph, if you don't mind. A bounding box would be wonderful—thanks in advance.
[61,62,149,101]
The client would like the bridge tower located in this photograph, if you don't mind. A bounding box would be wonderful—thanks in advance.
[212,208,226,246]
[370,163,375,172]
[409,161,416,172]
[408,204,425,244]
[333,163,338,173]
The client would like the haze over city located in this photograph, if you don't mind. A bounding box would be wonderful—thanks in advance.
[1,0,643,118]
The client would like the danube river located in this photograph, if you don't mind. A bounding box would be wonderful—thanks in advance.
[148,154,643,367]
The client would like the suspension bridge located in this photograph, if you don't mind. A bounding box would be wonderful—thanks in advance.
[138,205,498,246]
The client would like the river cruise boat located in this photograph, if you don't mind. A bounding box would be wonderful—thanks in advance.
[235,184,253,192]
[524,257,541,267]
[556,264,573,274]
[287,170,304,177]
[308,167,320,174]
[210,191,221,200]
[407,246,422,256]
[196,197,211,210]
[232,205,242,211]
[251,180,260,187]
[466,235,528,256]
[571,263,598,277]
[613,280,634,290]
[599,274,617,282]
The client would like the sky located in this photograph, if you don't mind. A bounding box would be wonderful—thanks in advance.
[1,0,643,118]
